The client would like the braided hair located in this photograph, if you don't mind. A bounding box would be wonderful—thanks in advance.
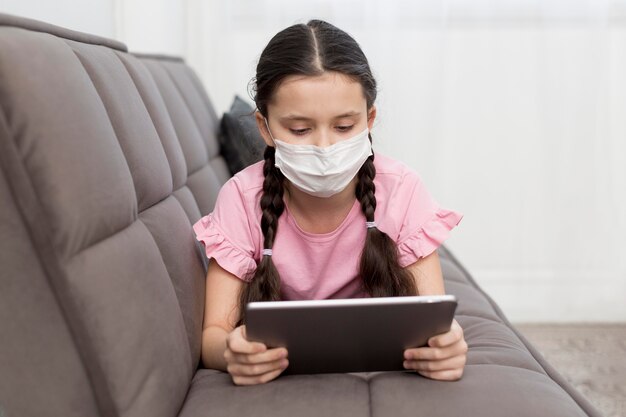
[236,146,285,326]
[235,19,416,327]
[356,153,416,297]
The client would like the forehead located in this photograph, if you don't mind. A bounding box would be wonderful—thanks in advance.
[268,71,366,119]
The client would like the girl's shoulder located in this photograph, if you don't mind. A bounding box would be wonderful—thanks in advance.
[373,152,422,189]
[222,160,265,200]
[208,161,265,221]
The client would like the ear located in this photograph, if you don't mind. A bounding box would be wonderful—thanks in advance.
[366,105,377,131]
[255,111,275,147]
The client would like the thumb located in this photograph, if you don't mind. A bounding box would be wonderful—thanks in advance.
[241,325,267,352]
[428,336,439,347]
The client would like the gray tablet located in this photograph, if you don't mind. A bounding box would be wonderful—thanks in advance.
[245,294,458,375]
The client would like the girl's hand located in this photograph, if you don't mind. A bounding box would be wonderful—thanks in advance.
[402,318,468,381]
[224,325,289,385]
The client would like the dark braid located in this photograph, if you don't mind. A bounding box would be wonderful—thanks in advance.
[235,146,285,327]
[259,147,285,249]
[356,148,417,297]
[355,147,377,222]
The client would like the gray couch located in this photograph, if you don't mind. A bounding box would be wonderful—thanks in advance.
[0,12,603,417]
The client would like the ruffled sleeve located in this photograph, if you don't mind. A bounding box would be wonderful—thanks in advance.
[396,171,464,267]
[192,178,258,281]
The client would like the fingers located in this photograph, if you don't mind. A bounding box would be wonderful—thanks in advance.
[417,368,465,381]
[403,352,466,373]
[227,356,289,378]
[402,320,468,382]
[427,319,464,348]
[225,325,289,385]
[226,350,289,386]
[231,366,288,386]
[405,336,468,361]
[225,325,288,364]
[404,319,466,360]
[226,325,268,355]
[226,346,288,365]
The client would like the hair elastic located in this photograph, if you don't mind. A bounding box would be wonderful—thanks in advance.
[365,221,377,229]
[262,248,273,256]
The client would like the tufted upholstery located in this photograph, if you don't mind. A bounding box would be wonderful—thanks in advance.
[0,12,602,417]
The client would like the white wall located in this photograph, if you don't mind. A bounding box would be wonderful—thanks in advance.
[0,0,186,56]
[0,0,116,38]
[2,0,625,322]
[184,0,626,323]
[114,0,186,56]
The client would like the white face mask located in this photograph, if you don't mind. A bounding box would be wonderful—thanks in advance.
[264,118,373,198]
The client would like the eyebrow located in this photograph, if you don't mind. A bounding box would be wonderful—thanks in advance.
[279,111,361,121]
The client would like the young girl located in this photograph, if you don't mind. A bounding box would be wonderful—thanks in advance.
[194,19,467,386]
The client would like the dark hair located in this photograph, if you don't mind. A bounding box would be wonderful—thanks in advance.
[235,19,416,327]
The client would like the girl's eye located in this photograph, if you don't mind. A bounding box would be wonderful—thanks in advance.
[290,128,309,136]
[337,125,354,132]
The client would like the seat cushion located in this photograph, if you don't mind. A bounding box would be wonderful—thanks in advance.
[0,11,228,417]
[176,247,601,417]
[367,365,588,417]
[178,369,370,417]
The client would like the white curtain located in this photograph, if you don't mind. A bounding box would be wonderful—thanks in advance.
[184,0,626,322]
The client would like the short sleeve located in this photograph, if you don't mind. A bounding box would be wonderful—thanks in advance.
[192,178,257,281]
[396,171,464,267]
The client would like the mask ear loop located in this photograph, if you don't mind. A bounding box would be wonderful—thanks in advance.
[263,117,277,146]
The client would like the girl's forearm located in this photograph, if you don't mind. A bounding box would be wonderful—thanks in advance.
[201,325,229,371]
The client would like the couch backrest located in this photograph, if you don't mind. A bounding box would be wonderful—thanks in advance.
[0,12,227,417]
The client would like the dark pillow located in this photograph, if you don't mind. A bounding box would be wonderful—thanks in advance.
[218,95,266,174]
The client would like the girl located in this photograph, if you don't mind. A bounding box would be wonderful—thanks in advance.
[194,19,467,386]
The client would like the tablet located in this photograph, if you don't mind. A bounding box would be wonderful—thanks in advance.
[245,294,458,375]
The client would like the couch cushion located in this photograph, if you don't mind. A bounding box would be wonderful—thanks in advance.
[438,246,602,416]
[176,248,601,417]
[0,150,101,417]
[0,11,228,417]
[178,369,371,417]
[368,365,588,417]
[218,94,266,174]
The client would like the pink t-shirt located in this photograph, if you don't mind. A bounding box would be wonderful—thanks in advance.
[193,153,463,300]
